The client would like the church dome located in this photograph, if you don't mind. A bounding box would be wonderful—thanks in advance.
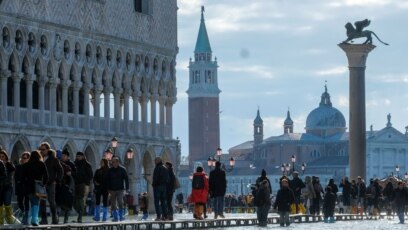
[305,85,346,136]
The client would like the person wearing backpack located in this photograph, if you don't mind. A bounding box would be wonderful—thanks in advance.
[191,166,209,220]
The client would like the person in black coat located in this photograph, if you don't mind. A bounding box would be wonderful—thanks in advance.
[39,143,63,225]
[339,177,351,213]
[152,157,169,220]
[209,161,227,219]
[73,151,93,223]
[393,181,408,224]
[0,149,16,225]
[254,180,271,227]
[14,152,30,225]
[273,179,294,227]
[323,186,336,223]
[93,158,110,221]
[165,162,176,220]
[106,157,129,222]
[22,150,48,226]
[256,169,272,193]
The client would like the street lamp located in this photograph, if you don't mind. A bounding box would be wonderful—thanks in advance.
[126,148,134,160]
[404,172,408,181]
[216,147,222,161]
[285,163,290,174]
[301,163,306,174]
[208,148,235,172]
[281,164,285,175]
[395,165,400,178]
[111,137,118,157]
[291,155,296,172]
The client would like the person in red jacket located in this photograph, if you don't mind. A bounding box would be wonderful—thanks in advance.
[191,166,209,220]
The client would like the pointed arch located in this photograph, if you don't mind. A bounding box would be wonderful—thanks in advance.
[70,63,78,82]
[8,52,19,72]
[34,58,45,77]
[83,139,99,168]
[22,55,32,74]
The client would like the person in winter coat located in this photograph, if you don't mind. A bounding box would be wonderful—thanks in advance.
[323,186,336,223]
[254,180,271,227]
[106,157,129,222]
[356,176,366,210]
[392,181,408,224]
[0,150,16,225]
[165,161,176,220]
[256,169,272,193]
[273,179,294,227]
[339,177,352,213]
[326,179,338,199]
[191,166,209,220]
[21,150,48,226]
[302,176,315,214]
[93,158,110,221]
[289,171,305,213]
[58,160,75,223]
[209,161,227,219]
[312,176,324,215]
[152,157,169,220]
[38,143,63,225]
[73,151,93,223]
[383,181,394,218]
[14,152,30,225]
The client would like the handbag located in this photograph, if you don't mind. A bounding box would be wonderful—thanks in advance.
[35,180,47,199]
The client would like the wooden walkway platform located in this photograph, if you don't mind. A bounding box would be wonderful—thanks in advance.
[0,214,389,230]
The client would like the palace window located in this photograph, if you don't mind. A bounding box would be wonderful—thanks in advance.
[134,0,150,14]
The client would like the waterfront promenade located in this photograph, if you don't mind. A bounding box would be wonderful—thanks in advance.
[1,212,406,230]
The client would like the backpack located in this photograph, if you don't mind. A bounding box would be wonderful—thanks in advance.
[192,175,205,189]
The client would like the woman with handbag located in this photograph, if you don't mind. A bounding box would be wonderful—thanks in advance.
[22,150,48,226]
[0,150,16,225]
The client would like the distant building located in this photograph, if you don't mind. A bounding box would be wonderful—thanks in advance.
[227,85,408,194]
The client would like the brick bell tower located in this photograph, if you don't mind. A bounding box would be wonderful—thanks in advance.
[187,6,221,167]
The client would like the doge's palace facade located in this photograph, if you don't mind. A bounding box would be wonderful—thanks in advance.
[0,0,179,207]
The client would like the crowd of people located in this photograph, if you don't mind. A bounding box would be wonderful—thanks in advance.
[1,143,407,227]
[186,166,408,227]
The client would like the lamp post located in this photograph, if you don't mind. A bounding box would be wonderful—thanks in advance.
[291,155,296,173]
[301,163,306,175]
[281,164,285,175]
[404,172,408,181]
[207,147,235,172]
[111,137,118,158]
[395,165,400,179]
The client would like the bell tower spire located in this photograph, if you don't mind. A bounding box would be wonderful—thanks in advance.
[187,6,220,167]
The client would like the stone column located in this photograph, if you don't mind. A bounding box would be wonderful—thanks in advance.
[104,87,112,132]
[0,71,10,121]
[12,72,22,123]
[48,78,59,127]
[73,81,82,128]
[150,94,157,137]
[132,92,140,136]
[165,98,175,138]
[139,95,148,136]
[25,74,34,125]
[83,84,91,130]
[113,88,122,134]
[159,96,166,138]
[61,80,70,128]
[93,85,103,131]
[339,44,375,181]
[123,91,130,135]
[38,77,46,126]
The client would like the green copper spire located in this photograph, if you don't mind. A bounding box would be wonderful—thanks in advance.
[194,6,212,54]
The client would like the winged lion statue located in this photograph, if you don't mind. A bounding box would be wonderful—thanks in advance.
[341,19,389,45]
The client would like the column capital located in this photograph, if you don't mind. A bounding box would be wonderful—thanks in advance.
[338,44,376,68]
[61,80,71,89]
[103,86,113,95]
[1,70,11,79]
[38,75,48,86]
[113,87,123,95]
[166,97,177,105]
[11,72,24,82]
[48,78,60,88]
[24,73,35,83]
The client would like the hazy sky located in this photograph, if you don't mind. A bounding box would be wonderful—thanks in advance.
[174,0,408,156]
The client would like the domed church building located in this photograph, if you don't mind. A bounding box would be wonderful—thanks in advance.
[227,85,408,194]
